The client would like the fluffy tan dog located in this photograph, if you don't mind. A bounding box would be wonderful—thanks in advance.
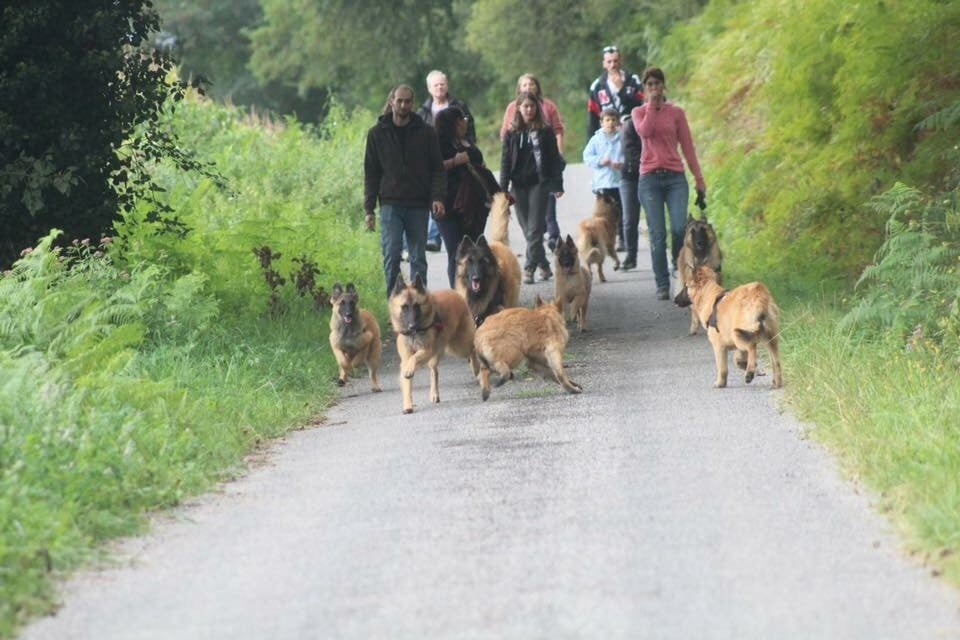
[455,235,521,326]
[473,295,583,400]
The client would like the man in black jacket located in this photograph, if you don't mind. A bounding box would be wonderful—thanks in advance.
[364,85,446,297]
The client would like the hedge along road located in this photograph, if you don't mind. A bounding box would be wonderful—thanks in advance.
[22,163,960,639]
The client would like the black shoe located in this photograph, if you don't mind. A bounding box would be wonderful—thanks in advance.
[656,287,670,300]
[523,270,535,284]
[547,237,559,252]
[621,258,636,271]
[426,241,441,252]
[539,265,553,281]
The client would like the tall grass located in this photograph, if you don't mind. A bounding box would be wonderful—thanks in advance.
[785,183,960,582]
[0,95,383,637]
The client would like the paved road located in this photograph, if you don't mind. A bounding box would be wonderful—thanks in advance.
[21,164,960,639]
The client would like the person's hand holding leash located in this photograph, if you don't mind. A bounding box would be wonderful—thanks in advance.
[695,189,707,210]
[364,210,376,232]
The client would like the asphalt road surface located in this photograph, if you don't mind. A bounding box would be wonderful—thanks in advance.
[21,164,960,639]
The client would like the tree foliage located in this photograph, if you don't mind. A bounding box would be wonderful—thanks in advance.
[667,0,960,289]
[0,1,177,268]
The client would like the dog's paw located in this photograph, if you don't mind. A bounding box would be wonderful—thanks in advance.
[402,367,415,379]
[402,407,414,414]
[372,385,382,393]
[568,382,583,394]
[481,388,490,401]
[336,377,347,387]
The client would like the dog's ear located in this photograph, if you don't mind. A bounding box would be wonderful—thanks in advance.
[533,294,544,308]
[391,274,407,297]
[331,283,343,302]
[475,235,489,248]
[345,283,357,295]
[456,235,473,259]
[412,273,427,293]
[565,233,574,245]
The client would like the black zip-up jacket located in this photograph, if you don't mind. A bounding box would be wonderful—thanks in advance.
[364,113,445,213]
[620,115,641,182]
[499,127,564,194]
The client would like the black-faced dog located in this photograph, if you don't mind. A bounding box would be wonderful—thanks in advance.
[676,213,723,334]
[454,235,521,326]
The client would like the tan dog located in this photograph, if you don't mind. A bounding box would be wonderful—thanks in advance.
[389,274,479,414]
[553,234,592,332]
[676,213,723,335]
[473,295,583,400]
[455,235,521,326]
[329,283,382,392]
[674,266,782,389]
[577,192,621,282]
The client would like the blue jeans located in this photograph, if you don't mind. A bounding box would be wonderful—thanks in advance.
[619,178,640,260]
[638,170,689,290]
[380,204,429,298]
[427,216,442,245]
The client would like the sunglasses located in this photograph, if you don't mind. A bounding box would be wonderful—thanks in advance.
[602,45,619,54]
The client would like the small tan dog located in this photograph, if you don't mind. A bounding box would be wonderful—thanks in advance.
[553,234,592,332]
[674,266,783,389]
[577,192,621,282]
[329,283,382,392]
[473,295,583,400]
[389,274,479,414]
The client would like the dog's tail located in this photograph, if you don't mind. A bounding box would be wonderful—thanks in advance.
[735,304,782,344]
[489,192,511,246]
[577,230,602,263]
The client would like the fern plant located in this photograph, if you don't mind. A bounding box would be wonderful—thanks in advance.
[840,183,960,345]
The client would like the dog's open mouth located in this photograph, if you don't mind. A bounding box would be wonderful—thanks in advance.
[471,278,482,293]
[341,313,354,324]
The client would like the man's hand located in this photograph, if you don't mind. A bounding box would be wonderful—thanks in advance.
[431,201,445,219]
[364,211,376,232]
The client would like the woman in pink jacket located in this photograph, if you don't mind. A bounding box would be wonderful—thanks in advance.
[632,67,707,300]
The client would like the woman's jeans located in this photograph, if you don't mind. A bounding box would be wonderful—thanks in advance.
[380,204,429,298]
[638,170,689,290]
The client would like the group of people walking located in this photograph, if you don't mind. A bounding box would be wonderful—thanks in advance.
[363,47,706,301]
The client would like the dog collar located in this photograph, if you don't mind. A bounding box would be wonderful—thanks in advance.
[708,291,728,330]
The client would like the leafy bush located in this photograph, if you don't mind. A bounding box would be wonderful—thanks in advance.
[0,95,383,637]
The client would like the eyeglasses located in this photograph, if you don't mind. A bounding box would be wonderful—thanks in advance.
[602,45,619,54]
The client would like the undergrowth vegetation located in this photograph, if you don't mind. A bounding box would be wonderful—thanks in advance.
[0,94,381,636]
[3,1,960,636]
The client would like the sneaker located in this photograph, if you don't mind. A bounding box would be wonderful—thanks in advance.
[547,236,559,252]
[621,257,636,271]
[539,265,553,281]
[523,270,535,285]
[426,241,441,252]
[656,287,670,300]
